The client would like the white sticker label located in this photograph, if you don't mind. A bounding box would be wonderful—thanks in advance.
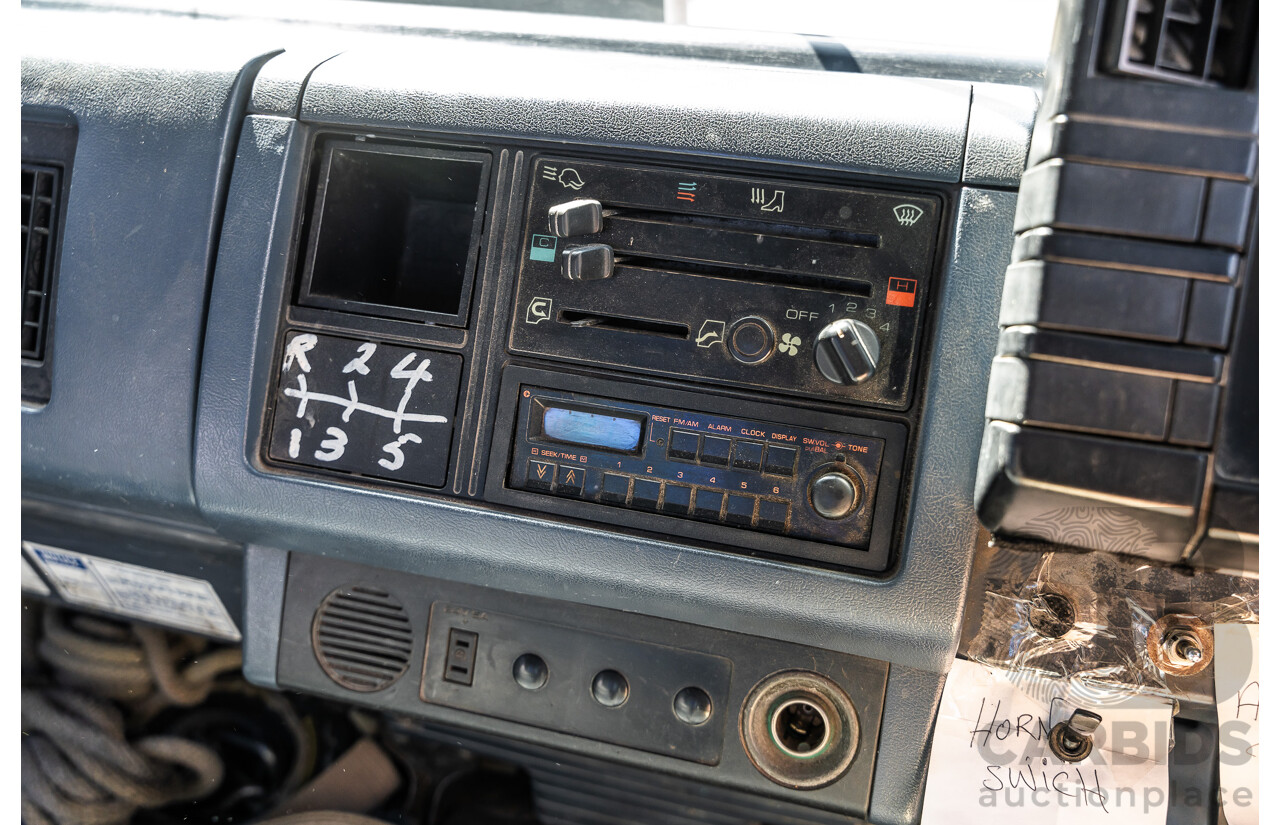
[921,658,1171,825]
[21,555,51,596]
[24,542,241,641]
[1214,623,1259,825]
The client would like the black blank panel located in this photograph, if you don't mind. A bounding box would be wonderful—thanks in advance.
[300,143,490,325]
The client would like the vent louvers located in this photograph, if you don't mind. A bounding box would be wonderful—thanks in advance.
[312,585,413,692]
[1109,0,1256,88]
[21,163,60,361]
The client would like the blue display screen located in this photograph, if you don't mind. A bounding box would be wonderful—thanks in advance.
[541,406,644,453]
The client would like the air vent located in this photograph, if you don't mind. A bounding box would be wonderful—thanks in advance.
[21,163,60,361]
[312,585,413,692]
[1106,0,1257,88]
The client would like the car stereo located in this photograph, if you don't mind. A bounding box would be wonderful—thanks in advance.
[488,368,907,572]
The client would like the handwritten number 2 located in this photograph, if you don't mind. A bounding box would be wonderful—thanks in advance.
[379,433,422,471]
[342,342,377,375]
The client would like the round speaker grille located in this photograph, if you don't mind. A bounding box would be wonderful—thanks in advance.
[312,585,413,692]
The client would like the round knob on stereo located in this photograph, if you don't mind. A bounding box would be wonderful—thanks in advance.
[809,469,861,520]
[813,319,880,385]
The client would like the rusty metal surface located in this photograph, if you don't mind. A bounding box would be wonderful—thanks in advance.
[960,537,1258,718]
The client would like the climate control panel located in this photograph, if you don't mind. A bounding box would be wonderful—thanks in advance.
[510,156,943,410]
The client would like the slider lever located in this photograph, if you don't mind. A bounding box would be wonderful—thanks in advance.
[562,244,614,281]
[1049,708,1102,763]
[549,198,604,238]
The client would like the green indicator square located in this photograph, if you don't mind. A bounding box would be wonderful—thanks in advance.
[529,234,558,262]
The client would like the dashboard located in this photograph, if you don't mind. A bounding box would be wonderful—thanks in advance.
[19,2,1258,824]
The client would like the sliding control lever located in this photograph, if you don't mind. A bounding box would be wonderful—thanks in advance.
[549,198,604,237]
[562,244,614,281]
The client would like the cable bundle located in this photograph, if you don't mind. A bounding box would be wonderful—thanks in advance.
[22,608,244,825]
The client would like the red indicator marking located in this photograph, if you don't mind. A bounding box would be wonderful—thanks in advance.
[887,277,917,307]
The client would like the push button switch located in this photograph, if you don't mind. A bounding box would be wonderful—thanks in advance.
[556,465,585,497]
[668,429,700,462]
[699,436,731,466]
[732,440,764,471]
[725,494,755,526]
[757,499,791,532]
[632,478,661,511]
[693,489,724,520]
[727,317,775,365]
[762,445,798,476]
[663,483,692,515]
[600,473,630,504]
[526,460,555,491]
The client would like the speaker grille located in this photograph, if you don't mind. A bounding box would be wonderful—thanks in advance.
[312,585,413,692]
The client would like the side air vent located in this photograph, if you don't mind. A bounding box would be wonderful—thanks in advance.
[22,108,77,406]
[22,164,60,362]
[1105,0,1257,88]
[312,585,413,692]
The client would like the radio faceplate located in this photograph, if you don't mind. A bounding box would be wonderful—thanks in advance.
[488,368,907,572]
[510,157,942,410]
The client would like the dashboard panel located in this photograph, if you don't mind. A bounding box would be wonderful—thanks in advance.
[22,2,1163,824]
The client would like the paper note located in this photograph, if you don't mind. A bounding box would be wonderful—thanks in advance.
[921,658,1172,825]
[1214,623,1259,825]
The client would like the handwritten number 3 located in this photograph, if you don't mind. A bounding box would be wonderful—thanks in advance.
[314,427,347,462]
[379,433,422,471]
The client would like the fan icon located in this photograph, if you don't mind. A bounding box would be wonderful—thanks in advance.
[777,333,802,356]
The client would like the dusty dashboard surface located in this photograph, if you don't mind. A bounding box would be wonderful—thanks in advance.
[20,1,1258,824]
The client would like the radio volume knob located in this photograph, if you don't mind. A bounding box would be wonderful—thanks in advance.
[814,319,880,385]
[810,469,861,520]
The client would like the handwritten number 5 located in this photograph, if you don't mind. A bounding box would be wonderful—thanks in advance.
[379,433,422,471]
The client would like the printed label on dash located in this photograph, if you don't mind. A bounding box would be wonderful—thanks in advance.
[25,542,241,641]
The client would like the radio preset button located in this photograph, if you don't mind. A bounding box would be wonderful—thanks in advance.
[632,478,662,510]
[763,445,798,477]
[663,484,692,515]
[725,494,755,526]
[526,460,556,491]
[699,436,731,466]
[728,317,775,365]
[562,244,614,281]
[668,429,700,462]
[758,499,791,532]
[694,489,725,520]
[732,440,764,471]
[548,198,603,238]
[556,465,585,497]
[600,473,630,504]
